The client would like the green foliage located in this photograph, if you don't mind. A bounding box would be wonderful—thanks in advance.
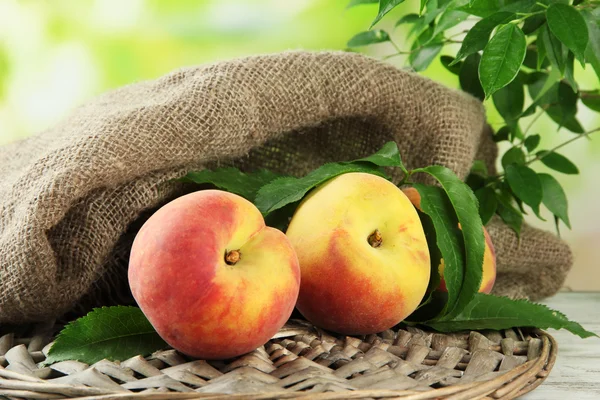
[412,184,466,318]
[539,173,571,228]
[475,187,498,225]
[583,10,600,78]
[460,53,486,100]
[396,13,420,26]
[413,166,485,320]
[347,30,391,47]
[346,0,378,8]
[453,12,516,65]
[371,0,407,28]
[345,0,600,237]
[425,293,597,338]
[480,24,527,99]
[179,168,283,202]
[505,164,543,213]
[546,3,589,66]
[537,150,580,174]
[254,141,404,216]
[44,307,167,365]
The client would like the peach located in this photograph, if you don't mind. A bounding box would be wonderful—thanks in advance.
[285,172,431,335]
[402,187,496,294]
[128,190,300,360]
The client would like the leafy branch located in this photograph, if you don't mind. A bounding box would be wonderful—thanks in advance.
[346,0,600,235]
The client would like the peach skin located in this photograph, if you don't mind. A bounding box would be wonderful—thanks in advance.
[129,190,300,360]
[286,172,431,335]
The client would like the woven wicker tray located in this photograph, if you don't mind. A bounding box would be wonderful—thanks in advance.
[0,319,556,400]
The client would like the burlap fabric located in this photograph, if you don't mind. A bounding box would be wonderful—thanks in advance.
[0,51,572,324]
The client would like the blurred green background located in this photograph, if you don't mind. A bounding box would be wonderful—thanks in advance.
[0,0,599,290]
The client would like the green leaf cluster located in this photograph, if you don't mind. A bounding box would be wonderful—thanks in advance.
[346,0,600,236]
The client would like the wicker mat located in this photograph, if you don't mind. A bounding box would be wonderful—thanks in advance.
[0,320,556,400]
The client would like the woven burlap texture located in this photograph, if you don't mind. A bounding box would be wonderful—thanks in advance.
[0,51,572,324]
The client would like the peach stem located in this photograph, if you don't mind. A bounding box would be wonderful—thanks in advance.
[368,230,383,248]
[225,249,241,265]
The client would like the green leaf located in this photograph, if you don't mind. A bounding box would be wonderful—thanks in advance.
[371,0,407,27]
[425,293,597,338]
[493,75,524,123]
[256,165,384,216]
[432,10,469,37]
[496,193,523,236]
[554,115,584,134]
[441,55,462,75]
[537,150,579,174]
[555,81,577,119]
[546,3,589,66]
[582,91,600,112]
[460,53,485,101]
[545,82,582,132]
[523,48,544,70]
[395,13,420,27]
[255,142,403,216]
[501,146,526,168]
[505,164,543,212]
[479,23,527,98]
[527,71,558,105]
[452,12,515,65]
[475,187,497,225]
[493,126,510,142]
[582,10,600,82]
[409,206,443,319]
[44,307,167,365]
[411,43,444,72]
[179,167,283,202]
[413,166,485,320]
[412,0,445,37]
[409,28,444,72]
[459,0,500,18]
[539,173,571,229]
[522,13,546,35]
[358,140,407,169]
[564,52,577,93]
[524,134,541,152]
[347,30,391,47]
[537,37,548,70]
[412,184,465,319]
[500,0,536,14]
[527,75,583,133]
[409,27,443,72]
[528,68,561,105]
[470,159,488,177]
[420,0,428,14]
[346,0,378,9]
[541,25,567,75]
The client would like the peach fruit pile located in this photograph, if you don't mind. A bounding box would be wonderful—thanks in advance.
[128,172,496,359]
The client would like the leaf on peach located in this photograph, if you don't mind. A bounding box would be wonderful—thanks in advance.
[255,141,406,217]
[412,165,485,321]
[179,167,284,202]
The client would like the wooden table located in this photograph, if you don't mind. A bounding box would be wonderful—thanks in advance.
[521,292,600,399]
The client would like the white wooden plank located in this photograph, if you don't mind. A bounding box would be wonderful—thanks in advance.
[519,292,600,399]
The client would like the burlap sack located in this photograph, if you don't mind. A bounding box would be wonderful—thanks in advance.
[0,51,572,324]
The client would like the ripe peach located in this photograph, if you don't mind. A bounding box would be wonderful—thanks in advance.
[402,187,496,294]
[128,190,300,360]
[285,172,431,335]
